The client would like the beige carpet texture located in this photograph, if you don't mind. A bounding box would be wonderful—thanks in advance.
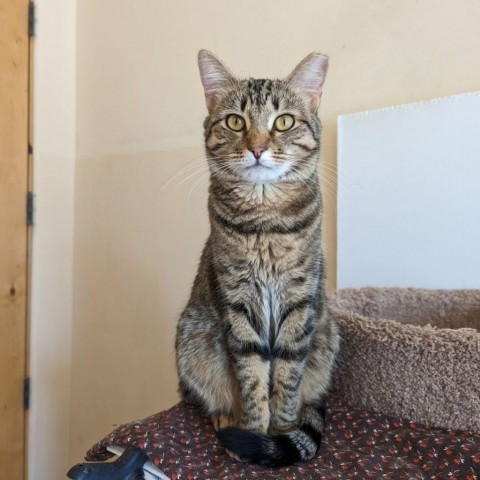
[328,288,480,433]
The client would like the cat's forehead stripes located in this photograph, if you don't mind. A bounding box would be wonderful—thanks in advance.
[247,79,272,106]
[240,96,248,112]
[239,79,281,110]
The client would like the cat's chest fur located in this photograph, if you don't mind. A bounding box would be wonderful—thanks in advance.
[246,233,297,344]
[212,182,318,344]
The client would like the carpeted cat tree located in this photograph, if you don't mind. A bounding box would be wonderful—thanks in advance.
[329,287,480,433]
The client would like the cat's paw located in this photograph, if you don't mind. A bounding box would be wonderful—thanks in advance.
[211,412,236,431]
[268,420,298,435]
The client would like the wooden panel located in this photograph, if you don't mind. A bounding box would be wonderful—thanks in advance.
[0,0,30,478]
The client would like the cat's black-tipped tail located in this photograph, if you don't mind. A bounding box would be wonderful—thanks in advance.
[217,404,325,467]
[217,427,319,467]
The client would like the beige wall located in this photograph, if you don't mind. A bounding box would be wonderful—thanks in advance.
[29,0,76,479]
[70,0,480,465]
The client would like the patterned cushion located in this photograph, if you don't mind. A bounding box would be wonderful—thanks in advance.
[86,396,480,480]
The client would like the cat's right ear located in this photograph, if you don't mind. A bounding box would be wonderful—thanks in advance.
[198,50,235,112]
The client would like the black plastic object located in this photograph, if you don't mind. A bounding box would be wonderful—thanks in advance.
[67,446,148,480]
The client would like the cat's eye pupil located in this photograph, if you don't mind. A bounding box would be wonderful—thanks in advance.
[226,114,245,132]
[274,114,294,132]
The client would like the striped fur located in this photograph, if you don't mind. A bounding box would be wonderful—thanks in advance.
[175,51,339,467]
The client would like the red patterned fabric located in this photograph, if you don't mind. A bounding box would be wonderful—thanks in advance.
[86,396,480,480]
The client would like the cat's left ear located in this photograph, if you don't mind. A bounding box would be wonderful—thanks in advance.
[285,52,329,112]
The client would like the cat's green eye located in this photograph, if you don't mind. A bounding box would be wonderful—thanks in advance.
[226,114,246,132]
[274,114,295,132]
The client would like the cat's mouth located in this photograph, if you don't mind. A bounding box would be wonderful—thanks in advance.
[246,160,273,170]
[239,159,292,184]
[236,151,291,183]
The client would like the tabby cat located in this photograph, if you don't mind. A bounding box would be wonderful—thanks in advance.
[175,50,339,467]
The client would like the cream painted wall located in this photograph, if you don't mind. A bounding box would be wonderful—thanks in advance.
[71,0,480,465]
[29,0,76,479]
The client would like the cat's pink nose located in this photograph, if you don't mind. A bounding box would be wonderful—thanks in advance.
[250,148,265,160]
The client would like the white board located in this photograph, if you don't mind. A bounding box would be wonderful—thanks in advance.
[337,92,480,289]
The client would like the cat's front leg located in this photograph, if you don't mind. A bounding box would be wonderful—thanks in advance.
[269,304,313,434]
[227,306,271,434]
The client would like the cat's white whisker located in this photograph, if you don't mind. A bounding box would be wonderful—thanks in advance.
[186,175,210,201]
[186,162,234,200]
[320,161,363,194]
[159,160,208,194]
[159,153,242,194]
[319,169,349,207]
[176,164,210,189]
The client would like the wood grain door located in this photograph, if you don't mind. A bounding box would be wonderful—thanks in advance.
[0,0,31,478]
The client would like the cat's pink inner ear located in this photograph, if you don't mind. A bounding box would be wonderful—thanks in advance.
[286,53,329,111]
[198,50,235,112]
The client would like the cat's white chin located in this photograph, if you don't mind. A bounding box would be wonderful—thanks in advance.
[240,152,291,184]
[241,166,287,183]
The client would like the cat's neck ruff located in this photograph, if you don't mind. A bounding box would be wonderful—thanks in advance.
[211,176,318,209]
[234,181,288,205]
